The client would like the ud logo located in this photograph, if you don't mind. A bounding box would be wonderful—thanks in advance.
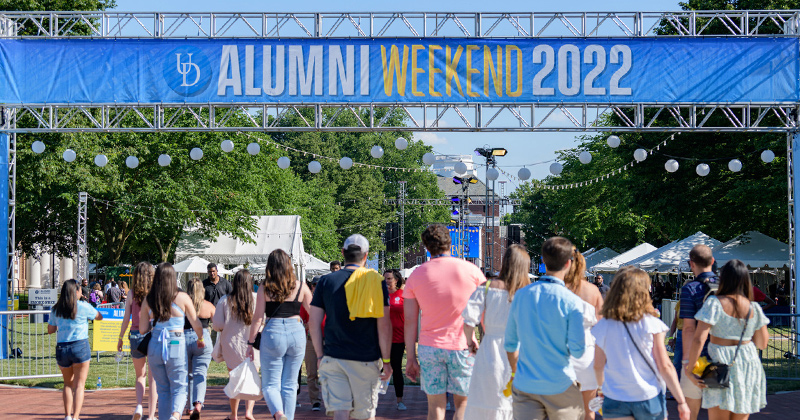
[164,47,212,97]
[176,53,201,87]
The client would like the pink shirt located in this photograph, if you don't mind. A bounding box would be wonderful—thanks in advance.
[130,298,141,331]
[404,256,484,350]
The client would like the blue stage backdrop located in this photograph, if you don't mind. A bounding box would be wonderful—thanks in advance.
[0,38,796,104]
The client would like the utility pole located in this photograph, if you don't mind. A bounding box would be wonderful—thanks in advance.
[398,181,406,269]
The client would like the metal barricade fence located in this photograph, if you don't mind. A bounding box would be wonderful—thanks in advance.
[762,313,800,380]
[0,310,61,380]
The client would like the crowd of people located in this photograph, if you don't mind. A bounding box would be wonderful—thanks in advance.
[44,224,773,420]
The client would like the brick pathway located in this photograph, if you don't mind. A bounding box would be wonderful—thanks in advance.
[0,384,794,419]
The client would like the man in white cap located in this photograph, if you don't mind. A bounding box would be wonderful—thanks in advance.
[309,234,393,420]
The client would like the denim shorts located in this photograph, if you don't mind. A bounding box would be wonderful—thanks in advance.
[603,393,667,420]
[129,330,147,359]
[55,339,91,368]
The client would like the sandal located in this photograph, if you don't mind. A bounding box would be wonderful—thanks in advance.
[189,409,200,420]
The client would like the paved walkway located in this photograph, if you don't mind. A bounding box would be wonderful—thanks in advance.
[0,384,795,419]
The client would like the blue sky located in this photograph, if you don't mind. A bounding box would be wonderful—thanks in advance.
[112,0,682,188]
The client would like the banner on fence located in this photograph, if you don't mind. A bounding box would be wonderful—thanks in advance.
[0,38,796,104]
[93,307,129,352]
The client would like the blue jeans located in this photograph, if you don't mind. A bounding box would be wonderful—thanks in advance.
[259,319,306,419]
[673,330,683,380]
[148,330,187,420]
[185,329,212,407]
[603,393,667,419]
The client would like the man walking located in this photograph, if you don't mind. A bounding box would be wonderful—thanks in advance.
[80,279,91,302]
[505,236,586,420]
[106,280,123,303]
[309,234,392,420]
[680,244,717,420]
[404,224,484,420]
[595,274,609,298]
[330,261,341,272]
[301,276,323,411]
[203,262,232,306]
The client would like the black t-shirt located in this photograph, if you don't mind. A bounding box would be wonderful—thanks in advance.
[310,267,389,362]
[203,277,233,306]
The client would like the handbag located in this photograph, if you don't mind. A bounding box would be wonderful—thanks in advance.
[623,322,663,391]
[700,306,751,389]
[136,330,152,354]
[212,334,225,363]
[224,360,263,400]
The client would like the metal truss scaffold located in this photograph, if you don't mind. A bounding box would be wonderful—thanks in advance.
[384,198,521,206]
[0,10,798,38]
[4,103,798,133]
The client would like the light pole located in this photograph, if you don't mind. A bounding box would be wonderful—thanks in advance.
[475,148,507,272]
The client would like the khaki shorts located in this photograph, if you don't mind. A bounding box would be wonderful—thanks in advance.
[680,362,703,400]
[318,356,382,419]
[512,381,584,420]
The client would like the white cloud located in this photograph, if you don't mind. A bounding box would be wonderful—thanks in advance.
[416,132,448,145]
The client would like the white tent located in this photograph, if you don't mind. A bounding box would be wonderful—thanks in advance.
[591,243,658,272]
[713,231,789,269]
[173,256,213,273]
[627,231,721,272]
[583,248,619,269]
[303,253,331,276]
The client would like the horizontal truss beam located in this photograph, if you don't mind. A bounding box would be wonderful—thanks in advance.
[384,199,521,205]
[0,10,799,38]
[4,103,798,133]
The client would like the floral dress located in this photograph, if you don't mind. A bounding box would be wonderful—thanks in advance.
[695,296,770,414]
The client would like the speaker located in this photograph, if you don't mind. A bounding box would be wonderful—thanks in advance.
[508,225,521,246]
[386,222,400,252]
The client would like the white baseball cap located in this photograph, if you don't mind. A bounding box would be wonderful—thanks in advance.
[343,234,369,253]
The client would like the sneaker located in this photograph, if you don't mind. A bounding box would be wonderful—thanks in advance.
[397,402,407,411]
[312,402,321,411]
[296,402,301,407]
[446,401,452,411]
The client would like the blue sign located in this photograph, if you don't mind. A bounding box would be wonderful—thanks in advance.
[426,226,480,259]
[0,38,796,104]
[97,307,125,320]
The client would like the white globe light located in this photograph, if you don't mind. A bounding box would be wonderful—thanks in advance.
[550,162,563,175]
[158,154,171,167]
[221,139,235,153]
[125,156,139,169]
[454,161,468,175]
[422,152,435,165]
[370,145,384,159]
[728,159,743,172]
[63,149,76,163]
[579,151,592,164]
[665,159,679,173]
[339,157,353,170]
[277,156,291,169]
[486,167,500,181]
[94,154,108,167]
[395,137,408,150]
[308,160,322,173]
[696,163,710,177]
[761,150,775,163]
[247,142,260,156]
[518,167,531,181]
[607,135,621,148]
[190,147,203,161]
[31,141,45,154]
[634,148,648,162]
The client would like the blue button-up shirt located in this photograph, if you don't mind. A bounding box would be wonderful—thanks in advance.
[504,276,586,395]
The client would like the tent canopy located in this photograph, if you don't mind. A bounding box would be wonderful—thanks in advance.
[175,215,305,265]
[591,243,658,272]
[713,231,789,269]
[627,231,721,273]
[173,256,233,275]
[583,248,619,269]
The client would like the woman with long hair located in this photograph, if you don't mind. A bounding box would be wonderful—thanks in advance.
[686,259,770,419]
[120,280,130,301]
[214,269,259,420]
[118,262,157,420]
[384,268,407,411]
[48,279,103,420]
[592,267,689,420]
[461,244,531,420]
[139,263,205,420]
[246,249,312,420]
[89,283,103,307]
[184,277,215,420]
[564,249,604,420]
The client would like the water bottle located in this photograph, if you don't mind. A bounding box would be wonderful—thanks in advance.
[378,379,389,395]
[588,396,603,414]
[96,376,102,389]
[115,351,124,363]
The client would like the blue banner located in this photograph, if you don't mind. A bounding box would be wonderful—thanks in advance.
[0,38,796,104]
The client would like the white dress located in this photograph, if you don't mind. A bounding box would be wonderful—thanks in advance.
[570,299,598,391]
[461,285,513,420]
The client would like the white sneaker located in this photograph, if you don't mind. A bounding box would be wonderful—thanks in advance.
[397,402,407,411]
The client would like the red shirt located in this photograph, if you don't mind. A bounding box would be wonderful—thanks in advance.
[753,286,767,303]
[389,289,405,343]
[300,306,325,334]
